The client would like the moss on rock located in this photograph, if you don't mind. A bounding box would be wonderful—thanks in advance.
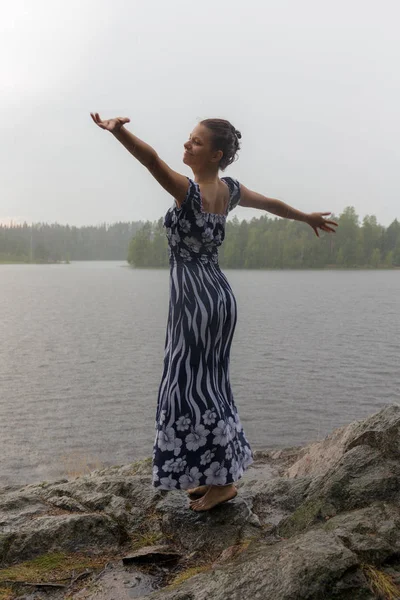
[277,497,327,537]
[168,565,212,588]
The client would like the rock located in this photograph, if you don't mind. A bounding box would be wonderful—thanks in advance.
[46,495,87,512]
[278,406,400,538]
[0,405,399,600]
[1,513,125,565]
[322,501,400,563]
[71,561,162,600]
[147,528,372,600]
[238,469,311,526]
[0,492,49,530]
[149,499,400,599]
[284,404,400,479]
[211,543,250,567]
[154,491,262,558]
[122,545,181,565]
[345,404,400,459]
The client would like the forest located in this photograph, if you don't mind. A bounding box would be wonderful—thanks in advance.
[0,222,142,263]
[1,207,400,269]
[127,207,400,268]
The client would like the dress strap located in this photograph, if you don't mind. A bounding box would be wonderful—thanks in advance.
[221,177,241,213]
[175,177,198,212]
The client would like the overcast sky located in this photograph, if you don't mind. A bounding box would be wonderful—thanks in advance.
[1,0,399,227]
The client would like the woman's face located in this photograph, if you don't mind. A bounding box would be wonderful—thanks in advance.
[183,124,222,168]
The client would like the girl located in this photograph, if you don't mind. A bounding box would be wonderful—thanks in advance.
[90,113,337,511]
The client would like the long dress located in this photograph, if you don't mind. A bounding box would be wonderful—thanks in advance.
[151,176,254,491]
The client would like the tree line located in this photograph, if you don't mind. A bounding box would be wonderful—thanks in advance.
[1,207,400,268]
[127,207,400,268]
[0,222,142,263]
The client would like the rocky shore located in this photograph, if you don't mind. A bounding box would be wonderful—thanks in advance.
[1,404,400,599]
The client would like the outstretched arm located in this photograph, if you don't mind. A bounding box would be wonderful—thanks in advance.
[90,113,188,203]
[239,183,338,237]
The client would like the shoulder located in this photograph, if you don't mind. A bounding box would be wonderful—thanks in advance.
[174,177,199,211]
[221,176,240,189]
[221,176,241,212]
[220,178,269,211]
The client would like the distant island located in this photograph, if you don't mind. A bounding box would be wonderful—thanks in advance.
[1,207,400,269]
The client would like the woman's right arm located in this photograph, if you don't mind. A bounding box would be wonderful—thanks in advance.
[112,125,157,168]
[90,112,188,204]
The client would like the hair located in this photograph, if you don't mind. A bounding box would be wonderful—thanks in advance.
[199,118,242,171]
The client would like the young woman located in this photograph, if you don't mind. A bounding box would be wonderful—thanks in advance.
[90,113,338,512]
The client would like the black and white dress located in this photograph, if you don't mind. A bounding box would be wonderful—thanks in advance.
[152,176,254,490]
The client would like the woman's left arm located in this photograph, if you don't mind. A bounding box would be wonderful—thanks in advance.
[239,183,338,237]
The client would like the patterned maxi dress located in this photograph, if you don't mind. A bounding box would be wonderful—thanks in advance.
[152,176,254,491]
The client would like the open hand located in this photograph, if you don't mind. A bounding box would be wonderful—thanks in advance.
[305,212,338,237]
[90,112,130,132]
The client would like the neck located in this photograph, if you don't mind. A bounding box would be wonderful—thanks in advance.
[192,166,219,184]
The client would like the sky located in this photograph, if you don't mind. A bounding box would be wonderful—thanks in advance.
[1,0,399,228]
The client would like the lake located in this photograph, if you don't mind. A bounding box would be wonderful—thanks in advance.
[1,261,399,488]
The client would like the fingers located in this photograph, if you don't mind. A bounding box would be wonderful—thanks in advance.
[316,223,334,234]
[90,112,102,125]
[319,217,338,232]
[90,112,107,129]
[322,220,338,231]
[320,224,337,233]
[308,213,338,236]
[320,223,335,232]
[315,213,337,222]
[90,113,130,131]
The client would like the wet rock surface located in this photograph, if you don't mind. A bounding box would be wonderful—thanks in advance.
[0,404,399,599]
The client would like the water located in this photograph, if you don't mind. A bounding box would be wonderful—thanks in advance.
[1,261,399,488]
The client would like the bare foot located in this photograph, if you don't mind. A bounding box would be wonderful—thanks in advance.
[186,485,210,497]
[189,484,237,511]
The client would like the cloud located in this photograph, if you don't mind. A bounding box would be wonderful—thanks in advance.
[1,0,400,227]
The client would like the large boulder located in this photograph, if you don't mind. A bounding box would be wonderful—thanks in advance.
[278,404,400,538]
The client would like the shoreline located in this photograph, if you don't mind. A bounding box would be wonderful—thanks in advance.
[1,260,400,269]
[0,260,70,265]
